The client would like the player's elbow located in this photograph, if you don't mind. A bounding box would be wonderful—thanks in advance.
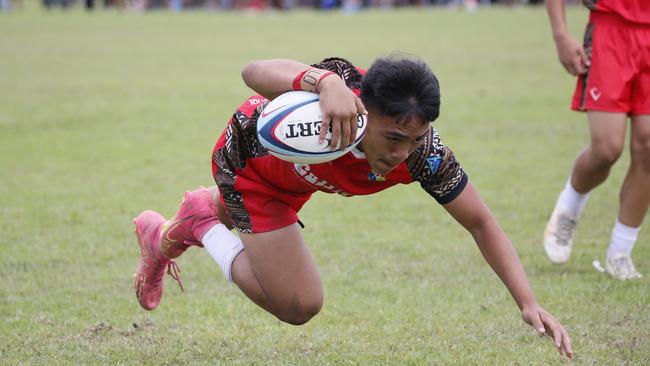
[465,211,499,238]
[241,60,263,88]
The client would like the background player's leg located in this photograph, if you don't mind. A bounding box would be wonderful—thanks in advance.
[544,112,627,263]
[605,114,650,279]
[571,112,628,193]
[618,114,650,227]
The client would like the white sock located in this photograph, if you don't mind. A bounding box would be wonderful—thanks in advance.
[556,178,591,218]
[607,219,640,259]
[201,224,244,282]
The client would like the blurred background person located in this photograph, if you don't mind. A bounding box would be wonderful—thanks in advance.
[543,0,650,280]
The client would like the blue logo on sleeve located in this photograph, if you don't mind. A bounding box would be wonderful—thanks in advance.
[368,172,385,182]
[426,156,442,173]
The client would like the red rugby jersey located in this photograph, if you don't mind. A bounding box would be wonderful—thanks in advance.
[212,57,467,226]
[583,0,650,25]
[213,92,467,205]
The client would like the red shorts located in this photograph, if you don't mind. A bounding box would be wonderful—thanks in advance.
[211,133,312,234]
[572,12,650,115]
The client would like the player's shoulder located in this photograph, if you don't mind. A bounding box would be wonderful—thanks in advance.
[236,94,269,118]
[404,126,449,175]
[405,125,467,203]
[413,126,445,156]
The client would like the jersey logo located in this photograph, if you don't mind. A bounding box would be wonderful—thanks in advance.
[367,172,385,182]
[248,97,268,106]
[427,156,442,174]
[589,87,602,101]
[293,163,352,196]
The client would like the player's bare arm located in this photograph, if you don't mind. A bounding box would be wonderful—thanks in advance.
[545,0,587,75]
[443,182,573,358]
[241,58,308,100]
[242,58,366,148]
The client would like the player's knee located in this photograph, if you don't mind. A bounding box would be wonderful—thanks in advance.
[281,307,321,326]
[590,142,623,167]
[278,296,323,326]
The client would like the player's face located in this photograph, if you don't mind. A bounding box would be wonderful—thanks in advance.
[358,112,430,175]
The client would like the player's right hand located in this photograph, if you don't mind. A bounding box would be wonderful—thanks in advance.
[318,76,368,150]
[521,304,573,359]
[554,33,589,76]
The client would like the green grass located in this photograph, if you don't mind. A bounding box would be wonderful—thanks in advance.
[1,4,649,365]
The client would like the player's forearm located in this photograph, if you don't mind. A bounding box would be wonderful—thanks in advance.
[443,183,539,310]
[241,59,311,100]
[470,219,538,310]
[546,0,569,40]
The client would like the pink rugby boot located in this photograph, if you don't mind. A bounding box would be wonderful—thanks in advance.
[133,210,183,311]
[160,187,220,259]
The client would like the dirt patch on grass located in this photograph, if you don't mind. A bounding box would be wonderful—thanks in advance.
[83,319,157,340]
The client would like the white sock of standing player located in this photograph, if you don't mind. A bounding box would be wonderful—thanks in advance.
[607,219,640,260]
[556,177,591,218]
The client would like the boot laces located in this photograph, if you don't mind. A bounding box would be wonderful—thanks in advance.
[166,260,184,292]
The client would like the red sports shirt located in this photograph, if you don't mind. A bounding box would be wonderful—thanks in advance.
[583,0,650,25]
[212,58,467,233]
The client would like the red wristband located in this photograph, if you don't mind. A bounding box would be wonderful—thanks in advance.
[292,69,310,91]
[292,69,337,92]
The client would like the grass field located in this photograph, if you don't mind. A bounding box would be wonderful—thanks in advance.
[1,4,649,365]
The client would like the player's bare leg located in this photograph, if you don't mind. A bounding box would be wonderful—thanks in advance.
[605,114,650,279]
[618,115,650,228]
[233,225,324,325]
[135,185,323,323]
[196,188,324,324]
[544,112,627,263]
[571,112,628,193]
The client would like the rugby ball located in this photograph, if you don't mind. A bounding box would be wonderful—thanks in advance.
[257,91,367,164]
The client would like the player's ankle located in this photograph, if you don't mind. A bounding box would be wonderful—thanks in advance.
[606,219,639,260]
[556,177,590,218]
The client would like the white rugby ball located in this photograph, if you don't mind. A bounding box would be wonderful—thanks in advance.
[257,91,367,164]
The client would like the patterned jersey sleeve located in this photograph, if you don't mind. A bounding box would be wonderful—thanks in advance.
[311,57,364,92]
[405,127,468,204]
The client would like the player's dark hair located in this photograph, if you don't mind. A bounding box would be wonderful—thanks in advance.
[361,55,440,124]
